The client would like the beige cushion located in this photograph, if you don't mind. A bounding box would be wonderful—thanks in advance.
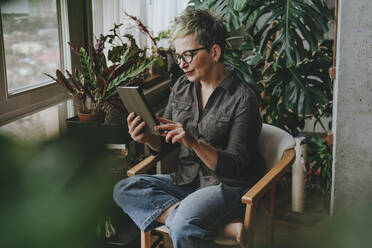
[259,124,295,172]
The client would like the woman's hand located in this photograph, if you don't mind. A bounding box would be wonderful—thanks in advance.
[127,112,153,144]
[155,117,197,148]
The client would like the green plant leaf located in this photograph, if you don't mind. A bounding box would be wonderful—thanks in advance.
[188,0,244,32]
[224,47,260,97]
[153,56,165,67]
[233,0,249,11]
[303,135,332,196]
[79,47,95,88]
[119,47,132,65]
[106,58,154,99]
[246,0,332,66]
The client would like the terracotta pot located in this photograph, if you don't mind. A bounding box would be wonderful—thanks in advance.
[78,111,105,123]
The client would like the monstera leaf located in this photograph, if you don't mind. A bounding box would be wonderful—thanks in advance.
[246,0,332,66]
[224,47,261,96]
[187,0,245,32]
[264,43,332,119]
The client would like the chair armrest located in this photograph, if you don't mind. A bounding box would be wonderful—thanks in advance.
[127,146,180,177]
[241,148,295,205]
[127,155,161,177]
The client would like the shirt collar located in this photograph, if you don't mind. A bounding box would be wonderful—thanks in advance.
[217,70,239,95]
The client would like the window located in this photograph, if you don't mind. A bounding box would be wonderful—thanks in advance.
[92,0,188,49]
[0,102,66,143]
[0,0,73,125]
[1,0,61,94]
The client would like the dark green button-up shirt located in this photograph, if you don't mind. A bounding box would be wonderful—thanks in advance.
[160,71,264,188]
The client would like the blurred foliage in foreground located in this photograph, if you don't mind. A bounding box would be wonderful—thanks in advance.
[0,132,114,248]
[1,129,371,248]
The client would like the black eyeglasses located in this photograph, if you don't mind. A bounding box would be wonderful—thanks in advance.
[173,47,208,65]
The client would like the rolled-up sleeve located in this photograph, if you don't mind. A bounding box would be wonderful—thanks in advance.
[214,96,262,178]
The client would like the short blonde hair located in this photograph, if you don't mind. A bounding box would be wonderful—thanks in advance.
[172,9,227,61]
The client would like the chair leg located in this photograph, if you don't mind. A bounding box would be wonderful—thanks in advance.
[141,231,151,248]
[269,184,276,247]
[243,203,257,248]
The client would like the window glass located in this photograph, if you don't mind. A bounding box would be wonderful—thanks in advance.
[0,103,62,144]
[1,0,60,95]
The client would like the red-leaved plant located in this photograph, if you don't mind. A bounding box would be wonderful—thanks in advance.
[46,13,162,115]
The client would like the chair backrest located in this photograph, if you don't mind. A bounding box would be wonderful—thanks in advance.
[259,124,295,172]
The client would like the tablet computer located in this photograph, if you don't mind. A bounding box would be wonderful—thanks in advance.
[117,86,160,135]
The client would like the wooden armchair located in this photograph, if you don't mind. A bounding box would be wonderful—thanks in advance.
[127,124,295,247]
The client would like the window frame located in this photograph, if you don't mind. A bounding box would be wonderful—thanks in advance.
[0,0,92,125]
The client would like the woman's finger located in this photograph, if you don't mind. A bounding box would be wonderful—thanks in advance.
[157,117,175,124]
[155,123,178,131]
[165,128,181,143]
[132,121,146,138]
[129,115,142,134]
[172,131,186,144]
[127,112,135,125]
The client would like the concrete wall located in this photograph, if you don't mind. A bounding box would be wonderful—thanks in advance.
[331,0,372,214]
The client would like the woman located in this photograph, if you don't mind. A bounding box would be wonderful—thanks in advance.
[114,9,264,248]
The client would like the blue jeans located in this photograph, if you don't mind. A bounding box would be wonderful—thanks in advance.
[113,174,249,248]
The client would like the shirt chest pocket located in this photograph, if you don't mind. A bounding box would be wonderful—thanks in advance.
[172,100,192,124]
[207,114,231,147]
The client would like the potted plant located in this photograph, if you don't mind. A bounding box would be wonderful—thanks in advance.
[45,36,154,123]
[302,135,333,202]
[46,14,162,123]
